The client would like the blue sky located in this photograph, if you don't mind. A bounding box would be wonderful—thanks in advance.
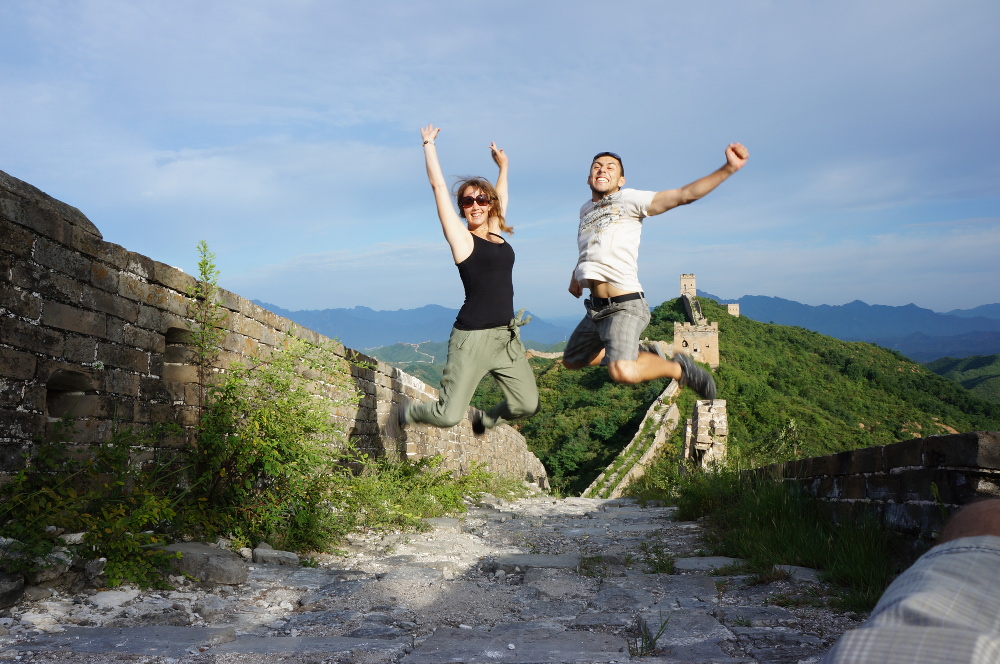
[2,0,998,318]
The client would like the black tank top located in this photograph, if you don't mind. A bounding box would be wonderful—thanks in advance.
[454,233,515,330]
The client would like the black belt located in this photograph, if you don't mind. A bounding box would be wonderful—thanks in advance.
[589,292,644,309]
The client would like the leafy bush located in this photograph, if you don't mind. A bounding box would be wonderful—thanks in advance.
[181,333,356,552]
[0,421,184,588]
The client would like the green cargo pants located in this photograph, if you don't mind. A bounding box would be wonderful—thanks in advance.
[406,321,540,429]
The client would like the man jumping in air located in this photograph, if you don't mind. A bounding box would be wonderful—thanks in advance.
[561,144,749,398]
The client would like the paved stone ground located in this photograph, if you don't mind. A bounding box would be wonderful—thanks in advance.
[0,496,864,663]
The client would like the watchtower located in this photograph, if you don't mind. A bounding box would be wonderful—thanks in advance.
[673,321,720,368]
[679,274,696,298]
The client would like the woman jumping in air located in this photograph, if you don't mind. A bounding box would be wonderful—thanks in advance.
[388,124,539,437]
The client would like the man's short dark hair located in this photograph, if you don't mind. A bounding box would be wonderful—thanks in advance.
[592,151,624,175]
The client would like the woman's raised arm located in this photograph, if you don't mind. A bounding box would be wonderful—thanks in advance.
[421,124,474,263]
[490,141,508,218]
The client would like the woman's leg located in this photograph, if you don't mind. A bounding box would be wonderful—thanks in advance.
[481,331,540,429]
[406,328,488,428]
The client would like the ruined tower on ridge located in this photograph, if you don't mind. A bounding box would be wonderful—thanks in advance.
[674,274,719,369]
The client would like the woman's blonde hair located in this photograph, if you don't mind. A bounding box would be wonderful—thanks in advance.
[454,177,513,235]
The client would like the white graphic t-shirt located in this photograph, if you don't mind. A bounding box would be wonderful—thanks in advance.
[573,188,656,293]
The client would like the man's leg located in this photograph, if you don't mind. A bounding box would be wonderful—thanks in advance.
[607,353,681,384]
[561,308,605,370]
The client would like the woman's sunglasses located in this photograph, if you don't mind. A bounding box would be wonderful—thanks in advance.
[459,194,491,208]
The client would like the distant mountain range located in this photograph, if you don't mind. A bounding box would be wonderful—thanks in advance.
[253,302,572,349]
[699,293,1000,362]
[255,295,1000,363]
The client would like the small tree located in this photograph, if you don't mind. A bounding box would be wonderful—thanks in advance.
[186,240,228,420]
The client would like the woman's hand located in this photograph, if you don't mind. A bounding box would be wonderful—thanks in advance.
[490,141,507,168]
[421,124,441,145]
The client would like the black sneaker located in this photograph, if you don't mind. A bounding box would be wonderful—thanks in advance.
[639,339,667,361]
[672,352,717,400]
[470,407,486,435]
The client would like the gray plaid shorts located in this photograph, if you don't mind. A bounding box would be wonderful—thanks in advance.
[822,535,1000,663]
[563,296,650,366]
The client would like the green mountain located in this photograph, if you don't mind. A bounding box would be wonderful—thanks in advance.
[924,355,1000,404]
[473,298,1000,495]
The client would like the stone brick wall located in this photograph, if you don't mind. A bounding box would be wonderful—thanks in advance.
[0,168,547,487]
[751,431,1000,539]
[683,399,728,467]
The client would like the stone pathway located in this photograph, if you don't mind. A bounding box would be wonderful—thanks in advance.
[0,496,863,663]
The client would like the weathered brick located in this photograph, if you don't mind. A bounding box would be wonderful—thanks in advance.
[137,304,165,332]
[105,316,126,344]
[0,219,34,258]
[0,378,23,407]
[9,201,70,244]
[96,343,149,374]
[125,325,165,354]
[125,253,156,280]
[139,376,174,402]
[42,301,106,337]
[162,364,200,383]
[11,262,85,306]
[47,393,119,420]
[33,236,91,281]
[133,402,179,426]
[923,432,1000,470]
[972,475,1000,498]
[159,290,191,317]
[102,371,141,397]
[89,239,129,270]
[163,345,195,363]
[89,262,119,293]
[931,469,987,505]
[176,408,200,427]
[0,318,64,356]
[64,222,111,260]
[806,454,837,477]
[150,261,196,293]
[118,273,170,308]
[883,437,924,469]
[891,468,938,502]
[866,474,903,502]
[48,418,115,445]
[0,408,46,440]
[233,316,266,342]
[848,446,883,474]
[216,288,242,313]
[83,283,139,323]
[841,475,867,500]
[294,326,324,346]
[0,346,37,380]
[62,334,98,364]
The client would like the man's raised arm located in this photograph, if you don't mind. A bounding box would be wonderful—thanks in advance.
[646,143,748,216]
